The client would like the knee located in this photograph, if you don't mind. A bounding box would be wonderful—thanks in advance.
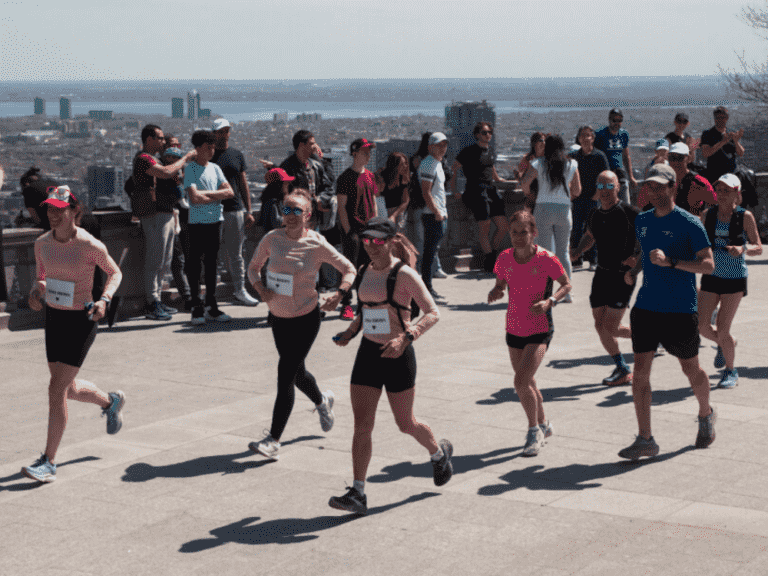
[48,378,70,400]
[394,417,417,435]
[513,373,533,391]
[353,418,376,437]
[680,361,704,380]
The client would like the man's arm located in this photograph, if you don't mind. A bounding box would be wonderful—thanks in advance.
[570,229,595,262]
[450,160,461,194]
[491,165,506,183]
[421,180,443,220]
[649,246,714,275]
[146,151,195,179]
[337,194,351,233]
[622,147,637,186]
[186,181,233,205]
[733,128,745,157]
[239,171,255,226]
[700,130,729,159]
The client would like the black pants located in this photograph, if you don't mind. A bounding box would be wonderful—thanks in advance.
[186,222,220,307]
[269,306,323,440]
[340,227,369,307]
[171,224,191,300]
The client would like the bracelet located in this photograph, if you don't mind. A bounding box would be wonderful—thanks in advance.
[338,287,350,299]
[669,258,678,269]
[100,296,111,305]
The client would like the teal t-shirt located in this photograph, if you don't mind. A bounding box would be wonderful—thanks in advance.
[183,161,227,224]
[635,206,711,313]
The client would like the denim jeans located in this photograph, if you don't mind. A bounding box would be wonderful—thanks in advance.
[421,213,447,292]
[533,202,573,282]
[414,208,445,274]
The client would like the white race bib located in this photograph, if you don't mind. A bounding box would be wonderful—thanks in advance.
[46,278,75,308]
[363,308,391,335]
[266,269,294,296]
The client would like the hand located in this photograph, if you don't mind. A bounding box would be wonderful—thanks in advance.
[435,212,447,222]
[333,331,353,347]
[649,249,668,267]
[621,255,638,268]
[256,285,276,303]
[28,283,44,311]
[258,158,274,170]
[320,290,343,312]
[91,300,107,322]
[380,334,408,358]
[244,212,255,228]
[726,245,745,258]
[488,286,504,304]
[569,248,580,263]
[530,299,549,315]
[734,128,744,142]
[624,271,637,286]
[185,150,197,162]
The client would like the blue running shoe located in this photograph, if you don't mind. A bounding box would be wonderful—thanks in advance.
[102,391,125,434]
[718,369,739,389]
[714,346,725,369]
[22,454,56,483]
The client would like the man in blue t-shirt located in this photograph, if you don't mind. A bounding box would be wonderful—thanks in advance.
[594,108,636,204]
[620,164,716,460]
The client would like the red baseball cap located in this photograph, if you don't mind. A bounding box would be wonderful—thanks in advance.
[40,185,77,208]
[265,168,295,183]
[350,138,376,155]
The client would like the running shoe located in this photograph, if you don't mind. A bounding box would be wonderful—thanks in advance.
[522,427,544,457]
[341,306,355,321]
[539,420,553,439]
[159,302,178,315]
[205,305,232,323]
[588,263,597,272]
[618,435,659,460]
[234,289,260,306]
[718,369,739,389]
[249,432,280,461]
[714,346,725,369]
[191,305,206,325]
[328,486,368,515]
[21,454,56,483]
[314,390,335,433]
[428,289,445,301]
[433,269,448,279]
[603,367,632,386]
[695,406,717,449]
[431,439,454,486]
[102,391,126,434]
[145,301,172,321]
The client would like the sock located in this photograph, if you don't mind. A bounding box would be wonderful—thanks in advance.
[430,447,444,461]
[353,480,365,495]
[612,354,629,372]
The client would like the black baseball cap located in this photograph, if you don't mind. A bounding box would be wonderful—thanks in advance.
[674,112,689,123]
[609,108,623,118]
[360,216,396,239]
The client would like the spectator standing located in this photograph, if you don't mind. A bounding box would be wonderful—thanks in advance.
[642,139,670,180]
[378,152,411,231]
[418,132,450,299]
[211,119,259,307]
[665,112,697,165]
[666,143,716,216]
[258,168,294,233]
[20,167,58,230]
[132,124,195,321]
[452,121,510,273]
[572,126,609,270]
[515,132,546,211]
[700,106,744,183]
[594,108,637,204]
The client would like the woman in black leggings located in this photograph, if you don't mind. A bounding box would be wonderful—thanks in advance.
[247,190,356,460]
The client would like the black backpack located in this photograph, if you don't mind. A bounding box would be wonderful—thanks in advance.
[734,164,758,208]
[351,260,420,336]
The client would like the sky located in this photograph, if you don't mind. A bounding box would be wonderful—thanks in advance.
[1,0,765,81]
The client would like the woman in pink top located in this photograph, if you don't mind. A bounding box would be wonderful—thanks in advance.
[22,186,124,483]
[488,209,571,458]
[328,217,452,516]
[246,190,356,461]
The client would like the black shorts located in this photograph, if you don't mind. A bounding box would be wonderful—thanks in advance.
[45,305,98,367]
[350,337,416,393]
[462,187,506,222]
[630,307,700,359]
[700,275,747,297]
[506,330,554,350]
[590,268,636,309]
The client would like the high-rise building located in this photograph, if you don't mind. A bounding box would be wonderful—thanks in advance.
[171,98,184,118]
[325,146,376,179]
[198,108,211,119]
[187,90,198,120]
[88,110,113,121]
[86,165,125,210]
[444,100,496,161]
[60,97,71,120]
[34,98,45,115]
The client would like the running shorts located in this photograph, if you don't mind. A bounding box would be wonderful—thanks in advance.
[350,337,416,393]
[45,305,98,367]
[700,275,747,297]
[505,330,554,350]
[630,307,700,359]
[590,268,636,309]
[462,186,506,222]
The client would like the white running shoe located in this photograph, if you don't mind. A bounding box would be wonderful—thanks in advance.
[234,289,260,306]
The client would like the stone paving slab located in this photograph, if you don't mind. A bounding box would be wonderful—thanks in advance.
[1,256,768,575]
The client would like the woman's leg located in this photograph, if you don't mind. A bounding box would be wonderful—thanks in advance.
[387,387,439,453]
[351,384,382,482]
[716,292,744,370]
[552,204,573,282]
[697,290,720,343]
[509,344,549,427]
[534,203,555,253]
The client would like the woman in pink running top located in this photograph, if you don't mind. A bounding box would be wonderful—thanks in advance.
[488,209,571,458]
[246,190,356,461]
[22,186,124,483]
[327,216,453,516]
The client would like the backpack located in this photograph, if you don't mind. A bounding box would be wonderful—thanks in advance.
[351,260,420,336]
[124,175,135,198]
[734,164,758,208]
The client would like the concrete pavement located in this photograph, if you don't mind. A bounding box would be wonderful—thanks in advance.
[1,255,767,576]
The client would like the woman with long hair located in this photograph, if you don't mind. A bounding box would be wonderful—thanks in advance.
[246,189,356,460]
[488,209,571,457]
[329,216,453,515]
[698,174,762,389]
[378,152,411,231]
[520,135,581,301]
[23,186,124,483]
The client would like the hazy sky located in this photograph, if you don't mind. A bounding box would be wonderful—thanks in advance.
[1,0,764,81]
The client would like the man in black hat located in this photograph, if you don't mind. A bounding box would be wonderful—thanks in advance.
[594,108,636,204]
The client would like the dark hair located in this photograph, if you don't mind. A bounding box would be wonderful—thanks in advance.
[292,130,314,150]
[141,124,162,144]
[543,135,567,190]
[509,208,537,234]
[191,130,216,148]
[526,132,547,161]
[164,133,176,145]
[473,121,493,137]
[390,233,418,269]
[381,152,410,188]
[20,166,41,188]
[576,125,593,144]
[415,132,432,159]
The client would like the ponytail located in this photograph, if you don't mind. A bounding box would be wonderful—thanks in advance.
[390,233,418,269]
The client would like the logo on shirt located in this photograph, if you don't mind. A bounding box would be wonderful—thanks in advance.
[662,230,674,238]
[639,227,647,237]
[530,266,539,275]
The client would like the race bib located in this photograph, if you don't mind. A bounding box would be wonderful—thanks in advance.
[266,269,293,296]
[46,278,75,308]
[363,308,391,335]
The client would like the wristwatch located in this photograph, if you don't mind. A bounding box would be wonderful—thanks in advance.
[338,287,350,299]
[548,296,557,307]
[405,330,415,342]
[669,258,678,269]
[100,296,111,305]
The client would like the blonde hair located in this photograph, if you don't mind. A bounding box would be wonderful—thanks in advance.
[390,233,418,269]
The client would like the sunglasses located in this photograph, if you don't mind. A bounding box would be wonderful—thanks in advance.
[668,154,687,161]
[480,130,493,135]
[282,206,305,216]
[362,237,388,245]
[596,183,615,190]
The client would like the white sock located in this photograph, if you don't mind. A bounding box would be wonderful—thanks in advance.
[353,480,365,495]
[430,448,443,461]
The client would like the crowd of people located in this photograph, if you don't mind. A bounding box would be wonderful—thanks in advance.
[13,106,764,516]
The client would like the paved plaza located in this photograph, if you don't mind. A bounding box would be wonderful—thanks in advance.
[1,256,767,576]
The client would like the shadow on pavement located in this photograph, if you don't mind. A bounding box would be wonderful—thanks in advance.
[734,366,768,380]
[173,317,269,334]
[478,383,607,405]
[179,491,440,551]
[546,354,635,369]
[367,446,523,483]
[0,455,101,491]
[444,302,507,312]
[477,445,695,496]
[121,435,323,482]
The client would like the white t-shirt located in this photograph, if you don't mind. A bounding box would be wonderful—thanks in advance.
[418,155,447,218]
[183,161,228,224]
[531,158,577,206]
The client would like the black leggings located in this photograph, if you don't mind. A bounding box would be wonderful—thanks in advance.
[186,222,220,307]
[269,306,323,440]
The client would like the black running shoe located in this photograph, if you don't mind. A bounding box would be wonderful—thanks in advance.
[329,487,368,515]
[431,439,453,486]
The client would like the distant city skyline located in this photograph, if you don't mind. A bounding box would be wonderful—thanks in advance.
[0,1,763,82]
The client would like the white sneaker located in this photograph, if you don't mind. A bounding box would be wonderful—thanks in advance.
[249,432,280,461]
[234,289,260,306]
[315,391,335,433]
[433,269,448,279]
[204,306,232,322]
[539,420,553,439]
[522,427,544,457]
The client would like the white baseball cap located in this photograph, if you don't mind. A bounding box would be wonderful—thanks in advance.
[212,118,231,131]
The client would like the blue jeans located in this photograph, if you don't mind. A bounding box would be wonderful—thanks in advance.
[571,198,598,263]
[414,209,445,274]
[533,203,573,282]
[421,213,447,292]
